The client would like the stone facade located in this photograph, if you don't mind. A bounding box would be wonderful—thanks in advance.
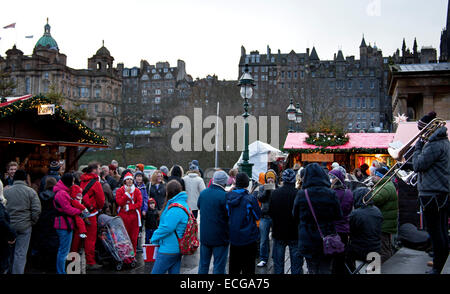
[0,22,121,146]
[239,37,391,132]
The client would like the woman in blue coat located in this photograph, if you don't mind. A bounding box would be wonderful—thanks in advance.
[150,180,189,274]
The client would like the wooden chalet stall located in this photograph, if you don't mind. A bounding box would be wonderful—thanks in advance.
[283,132,395,172]
[0,95,108,189]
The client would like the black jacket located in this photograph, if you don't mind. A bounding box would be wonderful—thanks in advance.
[348,188,383,260]
[412,126,450,196]
[268,182,298,241]
[292,163,342,258]
[31,189,59,253]
[0,202,16,271]
[149,183,166,211]
[145,208,159,230]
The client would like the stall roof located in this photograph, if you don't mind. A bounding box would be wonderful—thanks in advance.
[0,95,108,148]
[283,132,395,152]
[393,121,450,146]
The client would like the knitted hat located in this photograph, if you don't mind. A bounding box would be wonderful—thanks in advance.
[49,160,60,171]
[136,164,145,172]
[159,165,169,175]
[331,162,339,169]
[134,171,144,178]
[265,169,277,182]
[213,170,228,186]
[189,164,199,171]
[148,198,156,205]
[108,164,116,171]
[191,160,199,167]
[282,169,296,184]
[258,172,266,185]
[235,172,249,188]
[374,167,388,178]
[123,172,133,181]
[417,111,437,130]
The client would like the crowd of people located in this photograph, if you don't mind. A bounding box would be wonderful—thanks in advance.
[0,112,448,275]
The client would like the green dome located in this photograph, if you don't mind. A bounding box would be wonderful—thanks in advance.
[35,23,58,50]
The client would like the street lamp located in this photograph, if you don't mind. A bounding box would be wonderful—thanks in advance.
[237,64,255,179]
[286,98,296,133]
[295,102,303,132]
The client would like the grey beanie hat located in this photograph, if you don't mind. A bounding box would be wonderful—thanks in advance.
[282,169,296,184]
[213,170,229,186]
[159,165,169,175]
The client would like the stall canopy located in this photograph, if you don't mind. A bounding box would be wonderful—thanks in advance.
[0,94,108,148]
[233,140,285,181]
[392,121,450,148]
[283,133,395,153]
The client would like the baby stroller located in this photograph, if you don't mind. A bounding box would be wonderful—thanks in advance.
[97,214,137,271]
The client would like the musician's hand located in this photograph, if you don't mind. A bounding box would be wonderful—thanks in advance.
[414,139,424,150]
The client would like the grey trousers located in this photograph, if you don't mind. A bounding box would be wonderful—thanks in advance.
[380,232,393,264]
[11,227,32,274]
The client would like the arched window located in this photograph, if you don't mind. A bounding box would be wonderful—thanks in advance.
[97,62,102,70]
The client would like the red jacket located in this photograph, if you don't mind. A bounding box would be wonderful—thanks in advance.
[115,185,143,223]
[80,173,105,214]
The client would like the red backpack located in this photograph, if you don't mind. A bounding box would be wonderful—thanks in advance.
[168,203,199,255]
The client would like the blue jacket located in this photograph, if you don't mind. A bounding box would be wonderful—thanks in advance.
[226,188,261,246]
[150,191,189,254]
[136,182,149,213]
[197,184,229,246]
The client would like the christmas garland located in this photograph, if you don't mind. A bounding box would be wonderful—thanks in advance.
[0,95,108,145]
[283,147,388,154]
[305,133,349,147]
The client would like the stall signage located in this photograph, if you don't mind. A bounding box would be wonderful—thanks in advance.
[302,153,334,162]
[38,104,55,115]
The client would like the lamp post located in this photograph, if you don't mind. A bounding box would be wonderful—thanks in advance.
[295,102,303,132]
[286,98,296,133]
[237,64,255,178]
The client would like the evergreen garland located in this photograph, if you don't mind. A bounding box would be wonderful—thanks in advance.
[283,147,388,154]
[305,133,349,147]
[0,95,107,145]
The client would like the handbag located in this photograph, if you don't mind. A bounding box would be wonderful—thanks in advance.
[304,189,345,256]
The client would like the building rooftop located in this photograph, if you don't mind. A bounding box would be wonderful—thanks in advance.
[392,62,450,73]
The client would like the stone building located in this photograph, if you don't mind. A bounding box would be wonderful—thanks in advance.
[389,63,450,123]
[118,59,193,146]
[239,36,392,132]
[440,0,450,62]
[391,38,437,64]
[0,20,122,145]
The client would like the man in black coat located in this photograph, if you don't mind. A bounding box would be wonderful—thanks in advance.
[346,187,383,272]
[412,111,450,274]
[268,169,303,274]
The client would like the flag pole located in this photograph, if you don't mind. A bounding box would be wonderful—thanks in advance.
[215,102,219,168]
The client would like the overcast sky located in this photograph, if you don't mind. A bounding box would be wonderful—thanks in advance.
[0,0,447,80]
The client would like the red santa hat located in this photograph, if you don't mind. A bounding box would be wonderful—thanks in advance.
[123,172,134,181]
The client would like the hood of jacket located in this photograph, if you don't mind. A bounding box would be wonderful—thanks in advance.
[39,189,55,201]
[187,172,199,178]
[166,191,188,206]
[53,180,69,195]
[428,126,448,142]
[227,189,247,208]
[302,163,331,189]
[353,187,374,208]
[171,165,183,178]
[329,169,346,189]
[80,172,98,183]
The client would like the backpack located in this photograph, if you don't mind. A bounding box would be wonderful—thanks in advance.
[168,203,199,255]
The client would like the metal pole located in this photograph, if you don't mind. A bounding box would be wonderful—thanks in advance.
[215,102,219,168]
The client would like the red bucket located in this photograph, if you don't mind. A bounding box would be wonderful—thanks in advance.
[142,244,159,262]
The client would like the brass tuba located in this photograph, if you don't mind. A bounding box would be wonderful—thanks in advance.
[362,118,446,205]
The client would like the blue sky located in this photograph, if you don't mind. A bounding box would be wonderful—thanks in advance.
[0,0,447,80]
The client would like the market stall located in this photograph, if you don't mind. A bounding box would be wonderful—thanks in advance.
[0,94,108,190]
[283,132,395,172]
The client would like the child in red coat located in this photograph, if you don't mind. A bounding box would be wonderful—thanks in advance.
[69,185,90,238]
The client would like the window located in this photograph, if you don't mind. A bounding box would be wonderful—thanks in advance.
[357,113,361,119]
[347,98,352,108]
[362,98,366,108]
[360,81,363,89]
[287,71,291,79]
[370,80,375,89]
[256,56,260,63]
[300,71,304,78]
[348,81,352,89]
[370,98,375,108]
[168,88,174,94]
[155,89,161,95]
[329,81,334,89]
[44,72,49,79]
[271,57,275,63]
[281,71,285,78]
[155,97,161,104]
[348,122,352,129]
[123,69,129,77]
[95,104,99,112]
[142,90,147,96]
[356,98,360,108]
[143,97,148,104]
[362,113,366,119]
[95,88,101,98]
[153,74,161,80]
[371,113,375,119]
[294,71,298,78]
[25,77,31,93]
